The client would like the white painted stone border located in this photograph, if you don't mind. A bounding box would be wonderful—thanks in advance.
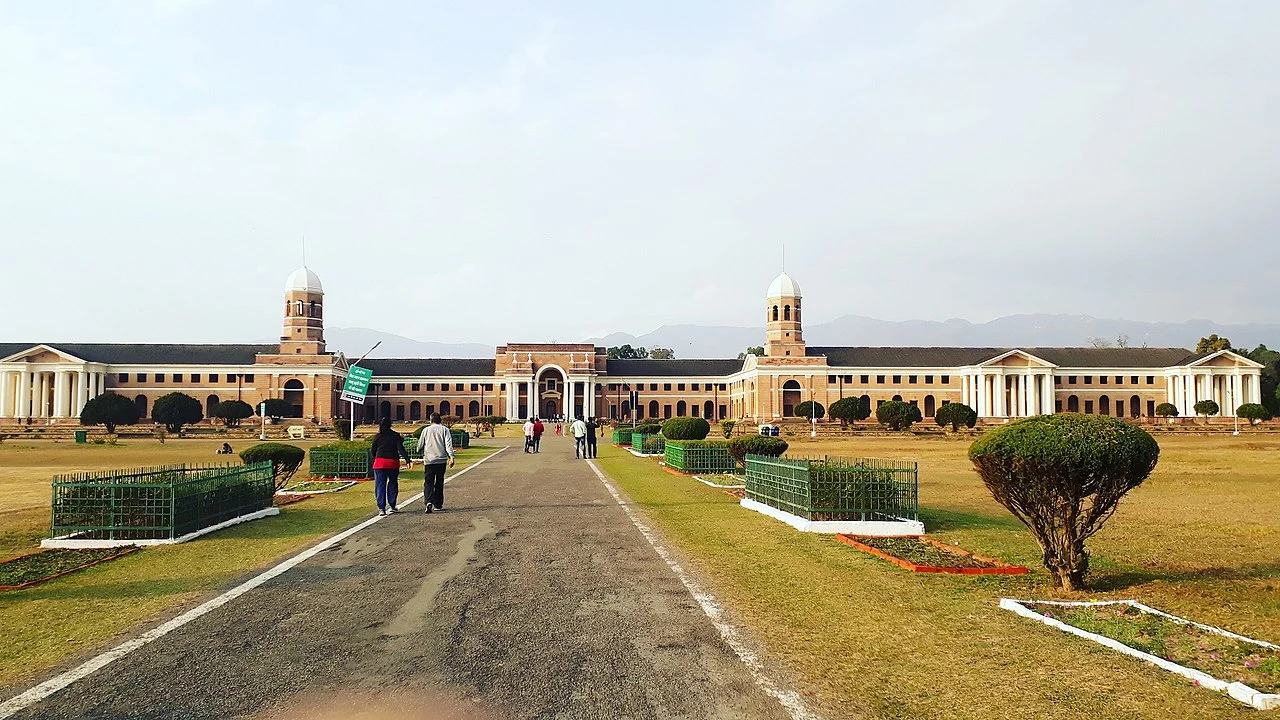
[275,480,357,496]
[41,508,281,549]
[691,474,746,489]
[740,497,925,536]
[1000,598,1280,710]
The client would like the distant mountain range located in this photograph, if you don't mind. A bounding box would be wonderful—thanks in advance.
[324,315,1280,360]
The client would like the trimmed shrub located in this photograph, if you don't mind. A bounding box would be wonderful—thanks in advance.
[1154,402,1179,418]
[727,435,789,464]
[1193,399,1220,418]
[641,436,665,454]
[152,392,203,433]
[1237,403,1272,425]
[256,398,293,419]
[934,402,978,431]
[80,393,139,433]
[830,396,872,425]
[793,401,825,420]
[334,419,354,441]
[212,399,254,427]
[239,442,306,490]
[661,417,710,440]
[632,423,662,436]
[720,420,737,438]
[969,415,1160,590]
[876,401,922,431]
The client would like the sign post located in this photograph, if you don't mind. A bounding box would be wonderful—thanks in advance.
[341,364,374,440]
[259,402,267,440]
[630,389,639,429]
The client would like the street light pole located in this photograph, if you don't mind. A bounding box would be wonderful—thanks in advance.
[348,341,382,440]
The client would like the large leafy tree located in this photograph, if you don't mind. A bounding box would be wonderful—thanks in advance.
[256,398,293,419]
[1244,344,1280,415]
[212,399,254,427]
[79,393,140,433]
[829,396,872,426]
[1193,399,1220,419]
[648,347,675,360]
[935,402,978,431]
[152,392,204,433]
[876,400,921,431]
[1237,403,1272,425]
[1195,334,1232,353]
[606,345,649,360]
[794,401,825,419]
[238,443,306,490]
[969,415,1160,590]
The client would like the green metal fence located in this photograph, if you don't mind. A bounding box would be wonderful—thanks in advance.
[631,433,665,455]
[51,462,275,541]
[664,441,736,474]
[451,428,470,449]
[612,428,633,446]
[309,449,370,478]
[744,455,918,521]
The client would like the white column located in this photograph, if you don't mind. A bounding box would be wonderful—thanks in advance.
[1043,374,1055,414]
[527,380,536,419]
[1016,374,1027,417]
[1250,372,1261,404]
[975,374,986,416]
[0,371,11,418]
[1232,373,1243,416]
[53,371,67,418]
[16,371,30,419]
[37,372,49,418]
[75,371,88,416]
[564,378,575,420]
[584,378,594,418]
[960,373,969,407]
[992,374,1004,418]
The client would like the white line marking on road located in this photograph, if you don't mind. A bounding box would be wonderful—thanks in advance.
[585,459,823,720]
[0,446,508,719]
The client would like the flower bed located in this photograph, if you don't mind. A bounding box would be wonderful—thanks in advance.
[836,535,1028,575]
[0,547,139,590]
[1002,599,1280,710]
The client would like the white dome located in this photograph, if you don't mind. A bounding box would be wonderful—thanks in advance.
[285,266,323,293]
[767,272,801,298]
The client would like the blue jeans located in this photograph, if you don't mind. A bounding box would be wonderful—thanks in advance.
[374,467,400,511]
[574,436,586,457]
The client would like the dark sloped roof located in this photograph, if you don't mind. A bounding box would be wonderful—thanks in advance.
[606,359,745,377]
[809,346,1201,368]
[362,358,497,377]
[0,343,277,364]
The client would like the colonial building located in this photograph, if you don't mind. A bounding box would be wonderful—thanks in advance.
[0,267,1265,426]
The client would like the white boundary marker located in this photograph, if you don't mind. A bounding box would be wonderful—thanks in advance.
[41,508,281,549]
[0,446,508,719]
[275,480,358,496]
[740,497,925,536]
[691,474,746,489]
[585,459,823,720]
[1000,598,1280,710]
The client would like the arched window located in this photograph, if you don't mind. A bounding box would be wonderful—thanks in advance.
[704,400,714,419]
[469,400,480,417]
[784,305,791,321]
[440,400,451,417]
[620,400,631,418]
[1099,395,1111,416]
[205,394,220,418]
[924,395,936,418]
[1130,395,1142,418]
[772,305,779,321]
[395,404,405,421]
[649,400,660,418]
[379,400,391,419]
[794,301,800,322]
[892,394,903,402]
[284,379,305,418]
[409,401,421,421]
[135,395,148,418]
[782,380,802,417]
[308,301,317,317]
[676,400,687,416]
[1067,395,1080,412]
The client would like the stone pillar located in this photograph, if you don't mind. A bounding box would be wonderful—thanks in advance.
[76,371,88,416]
[527,380,536,419]
[975,374,986,417]
[1232,373,1243,416]
[584,378,594,418]
[1043,374,1055,414]
[37,372,49,418]
[960,373,969,407]
[16,371,30,418]
[993,374,1005,418]
[53,372,68,418]
[0,371,11,418]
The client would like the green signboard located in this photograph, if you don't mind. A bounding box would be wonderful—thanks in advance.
[340,365,373,403]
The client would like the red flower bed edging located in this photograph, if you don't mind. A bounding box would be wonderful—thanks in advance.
[723,488,746,499]
[661,465,692,477]
[0,546,141,591]
[835,534,1028,575]
[274,494,313,507]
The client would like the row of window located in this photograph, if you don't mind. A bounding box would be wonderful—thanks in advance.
[379,382,497,392]
[1056,376,1157,386]
[828,374,952,385]
[116,373,253,384]
[605,383,729,392]
[607,399,730,421]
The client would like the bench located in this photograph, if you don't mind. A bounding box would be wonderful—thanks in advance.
[288,426,306,439]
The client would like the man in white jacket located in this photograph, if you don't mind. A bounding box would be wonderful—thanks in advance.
[415,413,455,513]
[522,417,535,453]
[570,416,588,459]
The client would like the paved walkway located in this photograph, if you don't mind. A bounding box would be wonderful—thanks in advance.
[10,436,794,720]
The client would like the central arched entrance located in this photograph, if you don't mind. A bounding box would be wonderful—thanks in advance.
[535,365,567,419]
[782,380,802,417]
[284,379,306,418]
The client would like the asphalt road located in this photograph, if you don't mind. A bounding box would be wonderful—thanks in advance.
[9,436,795,720]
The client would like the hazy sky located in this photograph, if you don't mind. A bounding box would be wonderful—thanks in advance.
[3,1,1279,345]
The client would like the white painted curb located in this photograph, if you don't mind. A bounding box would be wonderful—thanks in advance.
[2,446,507,719]
[1000,598,1280,710]
[740,497,925,536]
[691,475,745,489]
[41,508,281,549]
[275,481,358,496]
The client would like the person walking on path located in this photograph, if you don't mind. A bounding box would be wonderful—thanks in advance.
[369,416,411,515]
[570,416,588,459]
[415,412,455,513]
[523,417,535,453]
[533,417,545,453]
[585,417,599,459]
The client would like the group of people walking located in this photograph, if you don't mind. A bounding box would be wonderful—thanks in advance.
[522,415,599,458]
[366,413,456,516]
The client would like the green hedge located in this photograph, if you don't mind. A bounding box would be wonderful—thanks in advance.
[238,443,305,489]
[612,428,633,446]
[664,439,735,473]
[662,417,711,440]
[309,441,371,478]
[727,435,789,464]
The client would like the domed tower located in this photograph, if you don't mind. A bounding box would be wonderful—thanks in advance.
[764,272,805,358]
[280,266,326,355]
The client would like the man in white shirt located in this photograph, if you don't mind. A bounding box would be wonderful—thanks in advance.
[523,417,535,453]
[570,416,588,459]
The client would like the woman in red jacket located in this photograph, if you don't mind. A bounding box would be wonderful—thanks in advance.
[368,416,411,515]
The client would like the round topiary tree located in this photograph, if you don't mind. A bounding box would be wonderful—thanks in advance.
[632,423,663,436]
[80,393,140,433]
[256,398,293,420]
[876,400,922,431]
[968,415,1160,591]
[935,402,978,431]
[1193,399,1220,420]
[239,442,306,490]
[213,399,254,428]
[1154,402,1179,419]
[1237,403,1272,425]
[794,401,825,420]
[828,397,859,427]
[151,392,203,433]
[727,435,789,464]
[661,417,711,440]
[720,420,737,438]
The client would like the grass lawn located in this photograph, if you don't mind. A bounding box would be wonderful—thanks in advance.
[0,439,497,689]
[595,433,1280,720]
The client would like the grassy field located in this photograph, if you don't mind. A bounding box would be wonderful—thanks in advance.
[0,438,497,689]
[596,433,1280,720]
